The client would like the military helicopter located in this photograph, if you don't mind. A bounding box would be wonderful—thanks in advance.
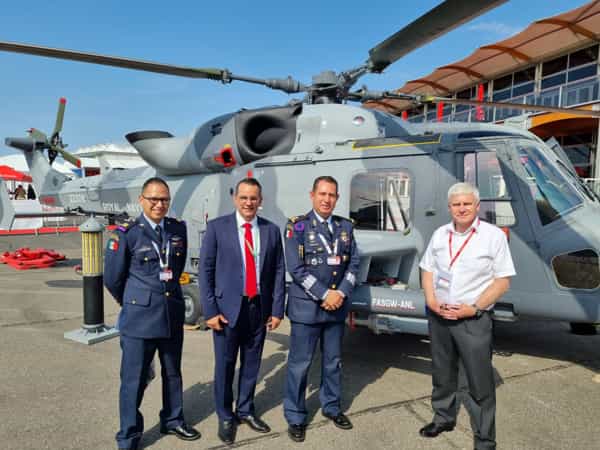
[1,0,600,335]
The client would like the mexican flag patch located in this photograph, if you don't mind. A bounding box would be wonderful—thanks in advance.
[107,239,119,251]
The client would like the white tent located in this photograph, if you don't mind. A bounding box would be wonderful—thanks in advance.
[0,153,75,175]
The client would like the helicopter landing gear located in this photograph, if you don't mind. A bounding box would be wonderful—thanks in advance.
[183,283,203,326]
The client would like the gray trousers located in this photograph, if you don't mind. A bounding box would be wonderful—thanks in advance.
[428,312,496,450]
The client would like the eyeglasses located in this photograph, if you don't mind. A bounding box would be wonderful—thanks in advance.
[237,195,260,203]
[142,196,171,205]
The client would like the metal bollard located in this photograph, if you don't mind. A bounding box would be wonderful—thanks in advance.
[64,216,119,345]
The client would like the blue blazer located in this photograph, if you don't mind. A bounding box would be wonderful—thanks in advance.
[198,213,286,328]
[104,214,188,339]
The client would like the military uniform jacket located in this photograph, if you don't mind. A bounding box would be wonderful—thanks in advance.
[285,210,360,324]
[104,214,187,339]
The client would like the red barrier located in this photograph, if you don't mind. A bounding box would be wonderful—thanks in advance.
[0,247,67,270]
[0,224,117,236]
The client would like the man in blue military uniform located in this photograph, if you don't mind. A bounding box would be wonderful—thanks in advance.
[104,177,200,450]
[283,175,360,442]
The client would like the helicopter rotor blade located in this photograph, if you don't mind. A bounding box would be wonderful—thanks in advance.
[53,97,66,136]
[422,96,600,118]
[358,89,600,118]
[55,147,82,168]
[0,41,230,81]
[0,41,307,93]
[367,0,507,73]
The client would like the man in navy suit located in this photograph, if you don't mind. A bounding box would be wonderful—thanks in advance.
[105,177,200,450]
[283,176,360,442]
[199,177,286,445]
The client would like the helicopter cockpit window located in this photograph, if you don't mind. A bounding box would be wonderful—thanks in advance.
[517,144,583,225]
[350,170,411,232]
[463,152,515,227]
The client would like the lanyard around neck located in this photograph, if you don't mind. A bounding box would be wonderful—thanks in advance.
[448,219,479,268]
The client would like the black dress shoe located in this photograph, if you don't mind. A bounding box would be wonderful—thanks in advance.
[237,414,271,433]
[160,423,201,441]
[218,420,237,445]
[288,424,306,442]
[323,412,353,430]
[118,445,138,450]
[419,421,455,438]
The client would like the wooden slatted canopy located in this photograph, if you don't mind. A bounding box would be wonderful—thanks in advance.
[367,0,600,114]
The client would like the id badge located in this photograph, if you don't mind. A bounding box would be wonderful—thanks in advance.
[435,269,456,304]
[159,269,173,281]
[327,256,341,266]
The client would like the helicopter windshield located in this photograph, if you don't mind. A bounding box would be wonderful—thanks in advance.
[517,143,583,226]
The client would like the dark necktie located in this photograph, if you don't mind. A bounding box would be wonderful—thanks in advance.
[155,224,163,245]
[243,223,258,298]
[322,221,333,241]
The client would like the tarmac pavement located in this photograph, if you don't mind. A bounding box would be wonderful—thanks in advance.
[1,233,599,449]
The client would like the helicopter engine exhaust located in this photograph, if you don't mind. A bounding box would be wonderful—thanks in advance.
[126,105,301,175]
[235,104,302,163]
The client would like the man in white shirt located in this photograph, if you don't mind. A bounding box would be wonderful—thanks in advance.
[419,182,515,450]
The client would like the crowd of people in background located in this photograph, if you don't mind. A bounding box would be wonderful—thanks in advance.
[8,183,36,200]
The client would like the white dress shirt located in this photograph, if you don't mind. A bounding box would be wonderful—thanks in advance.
[419,219,516,308]
[142,213,164,232]
[313,210,333,234]
[236,211,261,293]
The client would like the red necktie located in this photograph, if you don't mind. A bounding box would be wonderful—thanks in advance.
[243,223,258,298]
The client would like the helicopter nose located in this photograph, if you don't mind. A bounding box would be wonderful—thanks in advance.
[541,206,600,291]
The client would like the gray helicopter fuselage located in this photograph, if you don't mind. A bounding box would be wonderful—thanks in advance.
[16,103,600,335]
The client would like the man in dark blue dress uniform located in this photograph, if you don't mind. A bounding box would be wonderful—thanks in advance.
[283,176,360,442]
[104,177,200,450]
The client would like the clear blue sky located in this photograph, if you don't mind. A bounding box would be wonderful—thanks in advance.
[0,0,584,159]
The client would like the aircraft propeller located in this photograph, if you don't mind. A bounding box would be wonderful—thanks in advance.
[4,98,82,167]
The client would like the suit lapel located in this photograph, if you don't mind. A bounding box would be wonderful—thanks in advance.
[308,210,318,233]
[332,217,341,241]
[163,219,174,265]
[163,218,173,243]
[258,217,268,276]
[229,213,244,272]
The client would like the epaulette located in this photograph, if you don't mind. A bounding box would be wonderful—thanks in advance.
[287,214,308,237]
[333,214,355,225]
[289,214,307,224]
[115,218,135,233]
[166,217,185,226]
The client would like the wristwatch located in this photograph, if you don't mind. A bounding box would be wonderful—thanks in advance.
[473,305,484,318]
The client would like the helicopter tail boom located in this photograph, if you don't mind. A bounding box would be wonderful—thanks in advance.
[0,180,15,230]
[23,146,70,202]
